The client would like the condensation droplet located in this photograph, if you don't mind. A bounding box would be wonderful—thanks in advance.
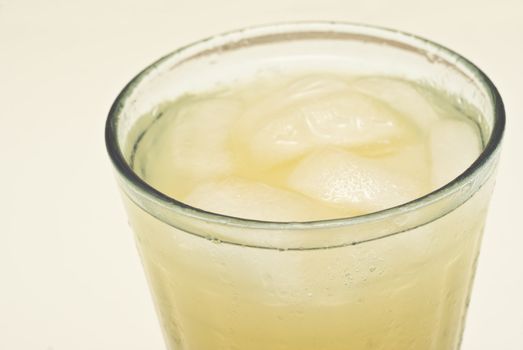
[425,52,438,63]
[210,237,222,244]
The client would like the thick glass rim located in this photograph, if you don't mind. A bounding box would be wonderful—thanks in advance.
[105,21,505,231]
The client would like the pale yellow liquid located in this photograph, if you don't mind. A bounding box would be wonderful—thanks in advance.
[126,73,488,349]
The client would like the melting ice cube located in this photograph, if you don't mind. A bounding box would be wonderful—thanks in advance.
[300,92,402,145]
[244,81,404,167]
[184,177,344,221]
[288,148,426,213]
[282,74,351,101]
[141,97,242,197]
[352,76,440,131]
[166,97,240,178]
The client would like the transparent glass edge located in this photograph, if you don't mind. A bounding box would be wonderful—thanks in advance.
[105,21,506,242]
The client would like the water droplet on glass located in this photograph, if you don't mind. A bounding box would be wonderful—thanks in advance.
[425,52,438,63]
[211,237,222,244]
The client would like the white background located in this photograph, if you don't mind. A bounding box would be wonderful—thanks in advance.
[1,0,522,349]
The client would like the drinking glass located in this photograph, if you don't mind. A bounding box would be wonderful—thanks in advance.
[105,22,505,350]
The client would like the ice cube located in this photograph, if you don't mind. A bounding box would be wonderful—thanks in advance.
[247,110,313,166]
[243,74,350,113]
[282,74,350,101]
[288,148,426,213]
[234,75,351,166]
[245,89,405,167]
[143,97,242,196]
[300,91,403,145]
[352,76,440,131]
[167,97,240,177]
[184,177,345,221]
[429,118,482,189]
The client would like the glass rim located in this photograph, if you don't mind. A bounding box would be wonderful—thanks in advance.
[105,21,505,231]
